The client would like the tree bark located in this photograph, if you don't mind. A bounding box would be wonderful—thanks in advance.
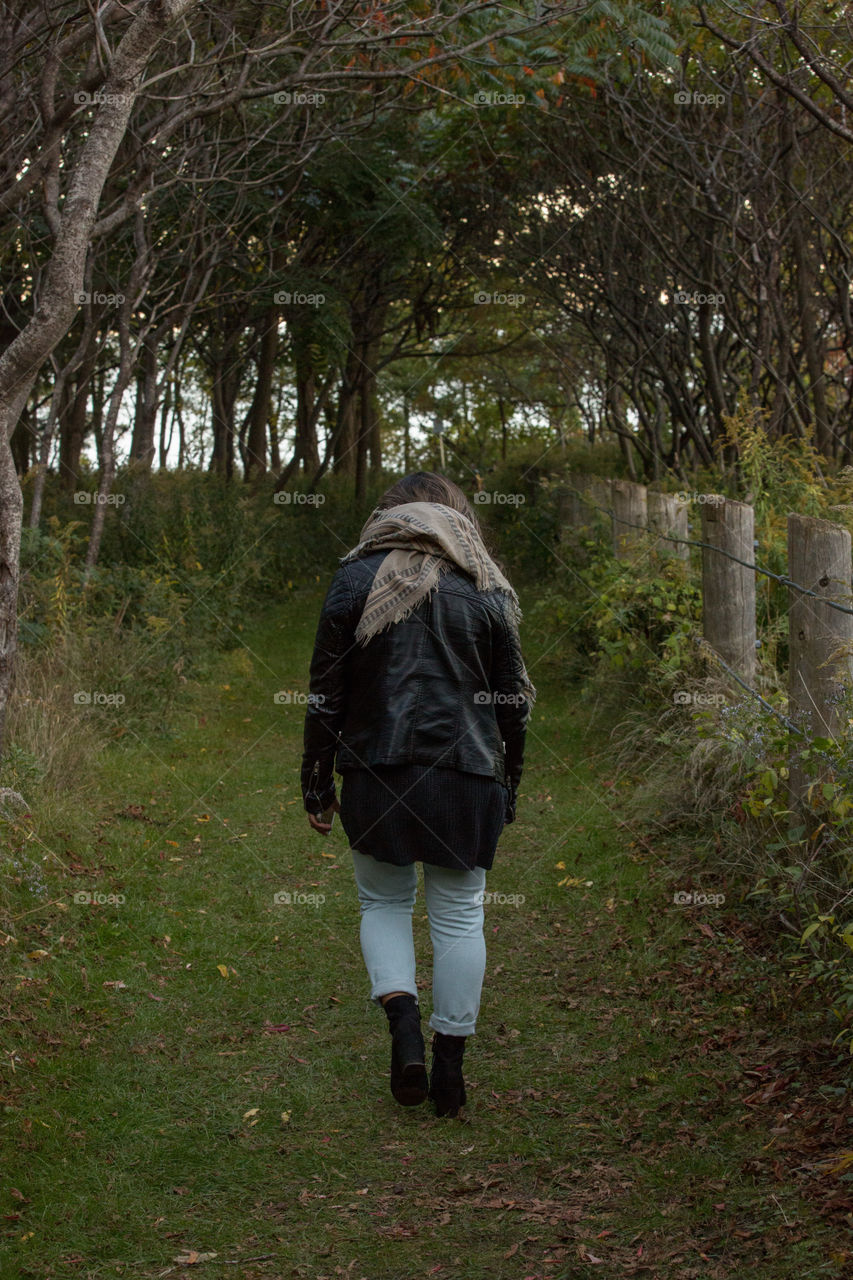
[9,405,31,475]
[130,330,159,469]
[244,307,279,482]
[0,0,201,757]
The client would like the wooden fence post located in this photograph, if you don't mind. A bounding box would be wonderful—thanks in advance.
[701,496,756,682]
[648,491,689,559]
[554,473,589,539]
[611,480,648,560]
[787,514,853,806]
[585,476,611,520]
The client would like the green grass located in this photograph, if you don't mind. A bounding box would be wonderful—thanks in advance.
[1,587,850,1279]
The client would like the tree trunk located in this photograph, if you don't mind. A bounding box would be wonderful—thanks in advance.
[59,361,89,492]
[158,375,173,469]
[295,370,321,474]
[209,343,241,480]
[85,316,137,571]
[364,343,381,475]
[0,0,202,758]
[269,383,283,472]
[129,330,158,468]
[244,307,278,482]
[30,367,67,528]
[792,216,830,457]
[0,438,22,754]
[333,352,359,476]
[9,406,31,475]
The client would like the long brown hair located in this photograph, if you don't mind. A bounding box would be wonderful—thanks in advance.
[375,472,483,538]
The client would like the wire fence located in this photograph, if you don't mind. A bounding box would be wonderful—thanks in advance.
[552,477,853,781]
[561,481,853,616]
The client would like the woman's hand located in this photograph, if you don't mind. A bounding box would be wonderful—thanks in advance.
[308,799,340,835]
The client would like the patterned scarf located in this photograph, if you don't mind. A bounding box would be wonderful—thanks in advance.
[340,501,536,703]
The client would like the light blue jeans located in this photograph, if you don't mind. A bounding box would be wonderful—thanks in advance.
[351,849,487,1036]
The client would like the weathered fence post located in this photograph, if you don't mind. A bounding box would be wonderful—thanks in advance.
[585,476,611,522]
[648,491,689,559]
[787,514,853,807]
[554,473,589,539]
[610,480,648,560]
[700,496,756,682]
[567,475,611,536]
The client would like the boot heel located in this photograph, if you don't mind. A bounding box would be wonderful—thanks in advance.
[429,1032,467,1117]
[383,994,428,1107]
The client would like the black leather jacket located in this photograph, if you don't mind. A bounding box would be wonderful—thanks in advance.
[301,550,531,823]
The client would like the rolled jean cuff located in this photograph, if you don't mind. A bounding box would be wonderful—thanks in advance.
[369,985,419,1006]
[428,1013,477,1037]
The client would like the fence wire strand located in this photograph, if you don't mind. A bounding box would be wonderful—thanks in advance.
[694,636,806,737]
[561,484,853,616]
[554,482,853,738]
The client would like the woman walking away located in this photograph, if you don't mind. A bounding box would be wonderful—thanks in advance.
[301,473,534,1117]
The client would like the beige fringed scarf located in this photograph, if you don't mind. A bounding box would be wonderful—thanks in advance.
[340,501,536,704]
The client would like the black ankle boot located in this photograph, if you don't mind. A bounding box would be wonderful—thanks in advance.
[429,1032,467,1117]
[382,994,428,1106]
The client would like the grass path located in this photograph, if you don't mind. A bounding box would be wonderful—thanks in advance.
[1,588,849,1279]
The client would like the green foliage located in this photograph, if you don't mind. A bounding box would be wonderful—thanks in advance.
[528,536,702,690]
[519,446,853,1063]
[12,470,393,794]
[737,712,853,1056]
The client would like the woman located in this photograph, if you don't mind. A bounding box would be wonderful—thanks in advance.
[301,472,534,1117]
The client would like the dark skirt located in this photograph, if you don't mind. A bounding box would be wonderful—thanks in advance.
[338,764,507,872]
